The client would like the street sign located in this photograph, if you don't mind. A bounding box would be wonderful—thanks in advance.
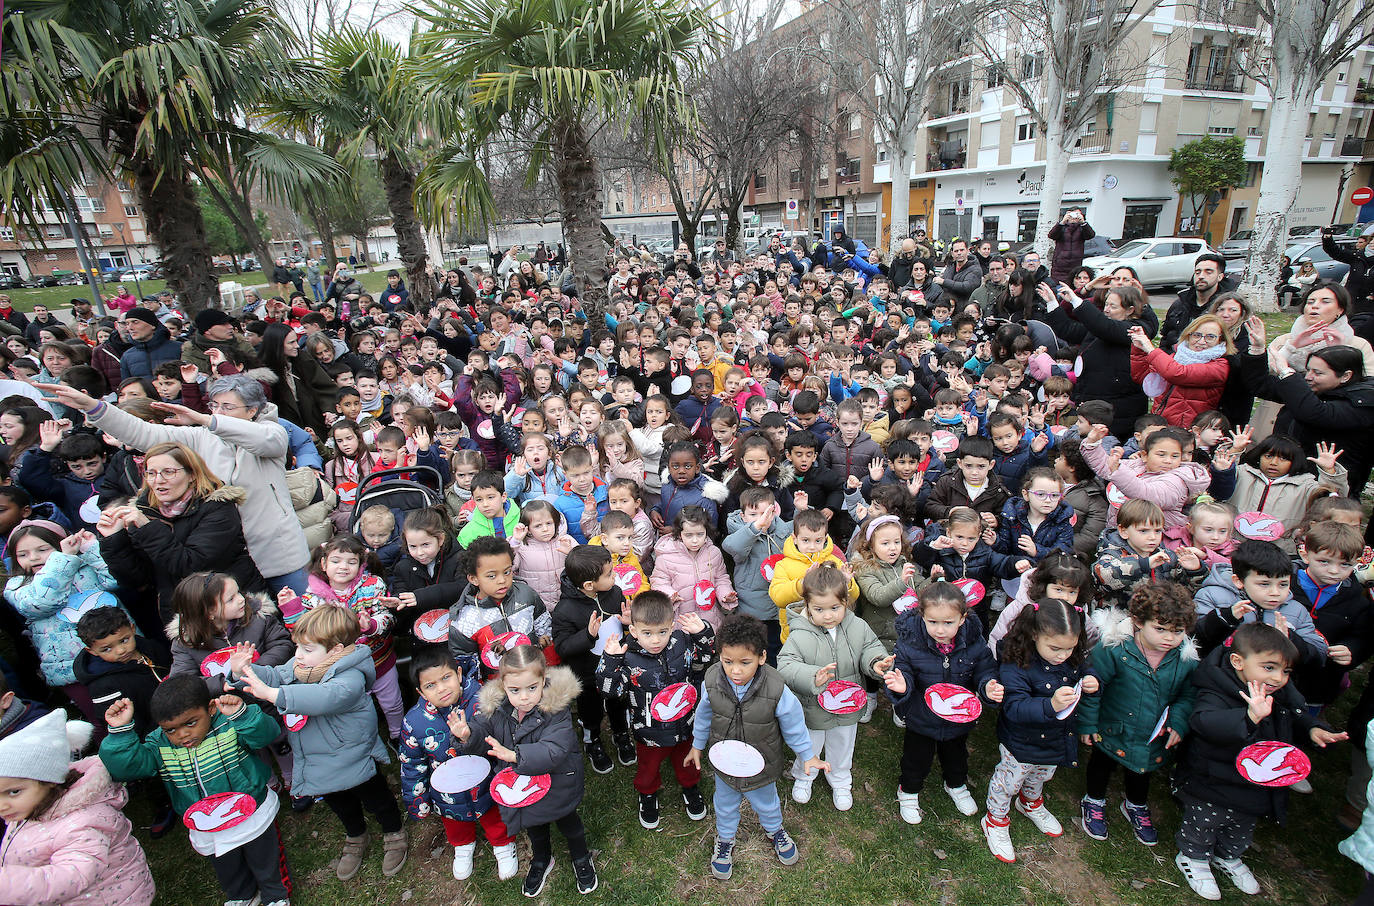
[955,197,965,212]
[1353,187,1374,205]
[785,199,799,219]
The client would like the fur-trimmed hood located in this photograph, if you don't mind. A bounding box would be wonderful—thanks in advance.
[244,366,279,385]
[164,592,276,643]
[1093,609,1198,662]
[477,664,580,716]
[46,756,124,821]
[655,470,728,503]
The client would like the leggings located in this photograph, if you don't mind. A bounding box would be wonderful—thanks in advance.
[371,666,404,740]
[898,731,970,793]
[985,744,1056,819]
[527,811,589,865]
[1083,747,1151,803]
[322,771,404,837]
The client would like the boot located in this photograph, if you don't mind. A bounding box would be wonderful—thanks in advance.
[381,829,409,876]
[336,833,369,881]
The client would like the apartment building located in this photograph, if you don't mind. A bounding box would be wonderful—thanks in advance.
[0,175,157,279]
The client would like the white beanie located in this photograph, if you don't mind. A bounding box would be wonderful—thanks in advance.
[0,710,93,784]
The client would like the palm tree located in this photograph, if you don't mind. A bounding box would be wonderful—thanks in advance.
[412,0,719,317]
[0,0,338,315]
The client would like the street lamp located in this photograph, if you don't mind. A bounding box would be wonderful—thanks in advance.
[112,222,144,301]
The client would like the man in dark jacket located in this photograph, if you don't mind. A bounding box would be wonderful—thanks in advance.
[22,305,61,345]
[118,308,182,381]
[934,239,983,305]
[1161,253,1233,353]
[1046,210,1096,284]
[1322,227,1374,312]
[890,238,920,290]
[181,309,256,374]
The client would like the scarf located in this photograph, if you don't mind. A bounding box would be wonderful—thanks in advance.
[294,643,357,684]
[155,487,196,518]
[1172,343,1227,366]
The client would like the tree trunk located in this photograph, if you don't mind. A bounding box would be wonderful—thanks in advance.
[889,142,911,253]
[1034,0,1069,260]
[129,157,218,316]
[552,116,609,322]
[201,177,273,284]
[306,196,338,270]
[378,152,432,308]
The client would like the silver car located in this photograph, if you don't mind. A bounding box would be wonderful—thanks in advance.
[1283,242,1351,283]
[1082,237,1217,289]
[1218,229,1253,260]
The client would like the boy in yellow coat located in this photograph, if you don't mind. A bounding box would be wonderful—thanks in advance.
[768,508,859,640]
[590,511,649,610]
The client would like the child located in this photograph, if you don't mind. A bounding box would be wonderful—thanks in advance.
[356,504,404,572]
[723,488,792,658]
[819,399,883,486]
[1076,583,1198,845]
[279,535,403,742]
[450,645,597,895]
[1188,410,1231,468]
[1292,521,1371,708]
[590,510,648,602]
[74,606,170,737]
[630,394,673,510]
[447,537,551,679]
[915,507,1032,635]
[852,513,922,721]
[100,675,288,903]
[596,591,713,830]
[1172,497,1237,567]
[1093,499,1205,614]
[399,646,518,881]
[503,433,565,505]
[1053,439,1108,559]
[769,508,858,640]
[553,545,632,773]
[445,449,486,528]
[777,564,892,810]
[783,431,843,520]
[987,411,1050,494]
[1172,623,1345,899]
[650,506,737,630]
[596,420,645,487]
[1232,434,1347,553]
[982,598,1099,863]
[16,427,108,531]
[511,500,575,611]
[457,470,522,547]
[554,447,609,544]
[607,478,656,561]
[168,571,294,698]
[923,436,1011,522]
[324,419,378,532]
[703,408,739,481]
[1193,539,1329,664]
[885,582,1000,825]
[1082,425,1209,538]
[0,710,155,906]
[990,552,1094,654]
[390,506,465,615]
[653,441,725,532]
[687,613,830,881]
[994,467,1076,561]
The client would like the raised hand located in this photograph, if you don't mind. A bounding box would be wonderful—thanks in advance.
[676,612,706,635]
[96,509,126,537]
[587,611,602,639]
[1085,423,1111,445]
[180,362,201,384]
[149,401,211,427]
[106,698,135,727]
[814,662,837,688]
[486,736,518,763]
[1245,315,1267,350]
[277,586,297,609]
[869,456,887,481]
[214,693,244,715]
[447,709,471,742]
[1240,679,1273,723]
[37,419,64,452]
[1310,441,1344,473]
[228,642,257,677]
[1231,600,1256,620]
[883,669,907,695]
[602,633,626,656]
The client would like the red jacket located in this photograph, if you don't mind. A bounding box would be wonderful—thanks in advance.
[1130,346,1229,428]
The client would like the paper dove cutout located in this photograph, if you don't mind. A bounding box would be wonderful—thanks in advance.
[1105,482,1128,507]
[708,740,766,778]
[951,578,985,605]
[490,767,552,807]
[1234,512,1285,541]
[199,646,257,679]
[930,430,959,454]
[818,680,868,714]
[413,609,451,644]
[925,682,982,723]
[760,553,784,582]
[693,580,716,611]
[650,683,698,722]
[612,564,644,597]
[183,792,256,832]
[892,588,920,613]
[1236,741,1312,787]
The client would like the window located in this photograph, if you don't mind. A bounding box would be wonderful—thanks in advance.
[754,172,766,190]
[1339,69,1348,83]
[1021,55,1043,80]
[980,121,1001,149]
[849,113,862,137]
[820,164,830,185]
[0,227,12,242]
[44,253,58,261]
[122,203,138,216]
[44,225,65,239]
[1185,41,1243,92]
[89,198,105,213]
[985,64,1003,88]
[1140,102,1160,134]
[1242,162,1261,187]
[877,149,887,162]
[844,158,861,182]
[1016,120,1036,142]
[99,225,113,238]
[1208,126,1236,135]
[1247,125,1261,135]
[789,168,802,187]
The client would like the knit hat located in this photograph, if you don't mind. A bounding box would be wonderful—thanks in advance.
[0,709,93,783]
[194,308,235,333]
[123,308,161,329]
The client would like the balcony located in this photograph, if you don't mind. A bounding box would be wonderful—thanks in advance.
[1343,135,1367,157]
[1184,72,1245,92]
[928,142,968,171]
[1195,0,1260,26]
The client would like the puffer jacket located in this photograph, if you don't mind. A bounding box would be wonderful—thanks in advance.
[167,594,294,698]
[819,430,883,483]
[722,513,792,622]
[1229,462,1348,554]
[853,556,926,652]
[912,531,1025,587]
[767,536,858,640]
[1063,478,1109,559]
[463,667,583,832]
[553,479,609,545]
[1130,346,1228,428]
[86,401,310,579]
[654,474,727,529]
[1291,559,1374,705]
[551,575,626,679]
[1081,440,1210,533]
[890,608,996,741]
[777,603,889,731]
[1342,723,1374,870]
[996,653,1095,767]
[286,466,336,551]
[390,540,466,612]
[995,497,1076,560]
[447,579,552,678]
[4,547,121,686]
[1076,611,1198,774]
[596,625,715,747]
[1193,563,1328,664]
[0,756,154,906]
[118,326,181,382]
[1047,221,1096,284]
[399,671,497,822]
[1092,527,1206,612]
[649,536,735,630]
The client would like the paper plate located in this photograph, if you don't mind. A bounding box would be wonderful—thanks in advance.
[925,682,981,723]
[183,792,256,833]
[1236,741,1312,787]
[200,646,257,679]
[892,587,920,613]
[612,564,644,597]
[1105,482,1127,507]
[670,375,692,395]
[79,495,102,525]
[431,755,491,795]
[479,631,532,671]
[760,553,785,582]
[708,739,766,778]
[1234,511,1285,542]
[490,767,552,807]
[692,580,716,611]
[1049,425,1069,439]
[591,616,623,656]
[818,680,867,715]
[282,712,307,732]
[951,578,985,605]
[650,682,698,722]
[59,590,119,624]
[1150,706,1170,741]
[413,609,451,644]
[1054,679,1084,720]
[930,430,960,454]
[476,419,495,440]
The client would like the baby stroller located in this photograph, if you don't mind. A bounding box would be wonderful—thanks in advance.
[348,466,444,537]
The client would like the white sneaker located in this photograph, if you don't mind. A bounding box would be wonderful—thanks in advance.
[1014,796,1063,837]
[493,842,519,880]
[224,899,261,906]
[1176,853,1221,900]
[1212,857,1261,895]
[897,789,923,824]
[1290,777,1314,794]
[982,813,1016,863]
[944,784,978,816]
[452,843,476,881]
[858,697,876,723]
[791,779,813,803]
[892,711,906,729]
[832,787,853,811]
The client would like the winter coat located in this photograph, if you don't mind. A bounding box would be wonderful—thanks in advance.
[453,372,522,469]
[853,557,924,652]
[890,609,997,741]
[4,547,121,686]
[1045,301,1153,439]
[995,497,1076,560]
[1323,234,1374,303]
[1229,463,1348,554]
[1059,478,1107,559]
[1175,644,1323,819]
[722,513,792,622]
[768,536,858,640]
[1092,528,1206,612]
[596,626,715,747]
[257,353,337,438]
[1160,277,1238,353]
[781,463,844,518]
[179,331,258,376]
[246,645,390,796]
[777,604,888,730]
[553,479,609,544]
[73,636,170,736]
[1081,440,1210,533]
[118,327,181,382]
[939,260,984,304]
[390,541,467,613]
[1291,560,1374,704]
[167,594,294,697]
[655,473,726,529]
[503,464,567,505]
[630,426,666,495]
[85,400,311,579]
[990,437,1051,495]
[923,469,1012,522]
[1047,221,1096,284]
[0,757,154,906]
[14,449,102,531]
[913,532,1025,587]
[511,533,573,611]
[399,673,498,823]
[551,576,626,679]
[1076,612,1198,774]
[819,431,883,483]
[96,449,143,509]
[281,572,396,675]
[1343,723,1374,871]
[1192,563,1328,665]
[649,536,735,631]
[1130,346,1229,428]
[464,667,584,832]
[286,466,336,551]
[996,653,1094,767]
[99,486,265,623]
[447,579,552,678]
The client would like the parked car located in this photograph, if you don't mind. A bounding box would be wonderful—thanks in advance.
[0,274,26,291]
[24,274,59,288]
[1082,236,1218,289]
[1218,229,1253,260]
[1082,235,1118,258]
[1288,225,1324,241]
[1283,241,1351,284]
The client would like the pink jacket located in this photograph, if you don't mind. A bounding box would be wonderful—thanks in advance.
[730,381,766,414]
[649,536,736,630]
[1081,440,1209,533]
[512,532,573,611]
[1167,526,1236,567]
[0,758,154,906]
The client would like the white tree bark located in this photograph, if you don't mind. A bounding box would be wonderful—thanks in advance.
[889,143,911,250]
[1242,76,1314,313]
[1034,10,1069,261]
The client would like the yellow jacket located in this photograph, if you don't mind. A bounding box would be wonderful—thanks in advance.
[768,536,859,641]
[590,536,648,613]
[703,355,735,393]
[865,414,891,448]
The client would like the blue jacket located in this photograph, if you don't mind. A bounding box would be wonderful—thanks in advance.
[118,327,182,381]
[15,449,102,530]
[913,532,1024,587]
[655,473,721,528]
[282,419,323,471]
[994,497,1076,561]
[996,653,1094,767]
[991,437,1050,494]
[504,463,566,505]
[399,672,495,822]
[891,609,996,741]
[722,512,792,621]
[553,478,609,543]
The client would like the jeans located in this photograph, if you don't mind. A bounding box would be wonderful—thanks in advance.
[266,568,309,597]
[713,777,783,841]
[310,279,325,303]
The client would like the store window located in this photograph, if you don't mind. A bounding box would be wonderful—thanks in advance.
[1017,210,1039,243]
[1121,203,1164,241]
[981,216,1000,241]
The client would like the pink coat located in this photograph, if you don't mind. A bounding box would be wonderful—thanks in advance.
[649,536,736,630]
[1081,440,1210,533]
[0,757,154,906]
[512,531,573,611]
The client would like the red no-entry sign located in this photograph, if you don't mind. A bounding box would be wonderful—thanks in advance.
[1352,187,1374,205]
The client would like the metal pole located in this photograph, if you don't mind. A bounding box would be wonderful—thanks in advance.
[113,222,144,301]
[62,193,107,317]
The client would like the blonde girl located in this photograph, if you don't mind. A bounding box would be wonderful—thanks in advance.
[446,449,487,526]
[595,420,644,486]
[631,394,674,509]
[506,432,565,505]
[649,505,737,630]
[1172,497,1237,567]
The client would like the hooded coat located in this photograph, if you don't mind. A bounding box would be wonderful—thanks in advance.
[4,546,122,686]
[768,536,859,640]
[649,535,735,631]
[399,671,497,823]
[1193,563,1329,664]
[777,603,889,731]
[890,608,997,741]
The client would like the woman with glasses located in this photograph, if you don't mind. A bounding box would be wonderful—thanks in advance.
[1127,314,1233,428]
[95,441,263,620]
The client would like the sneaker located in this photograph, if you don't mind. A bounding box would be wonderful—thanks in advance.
[1175,852,1221,900]
[493,842,519,880]
[832,787,853,811]
[1212,856,1261,895]
[149,804,177,839]
[1015,795,1063,837]
[290,794,314,813]
[858,697,876,723]
[336,833,369,881]
[896,788,923,824]
[586,738,613,774]
[573,855,598,894]
[523,859,554,898]
[710,837,735,880]
[263,900,289,906]
[682,785,707,820]
[772,828,799,865]
[944,784,977,816]
[452,843,476,881]
[381,829,409,876]
[639,792,661,829]
[223,898,260,906]
[1119,800,1158,845]
[1290,777,1314,794]
[1079,797,1109,841]
[892,711,906,729]
[613,733,637,766]
[791,778,813,803]
[982,813,1016,863]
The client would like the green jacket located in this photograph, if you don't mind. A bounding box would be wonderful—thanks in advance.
[777,603,889,730]
[853,557,929,650]
[1076,612,1199,774]
[98,701,279,814]
[456,499,522,548]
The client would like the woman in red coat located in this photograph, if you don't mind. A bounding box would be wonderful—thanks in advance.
[1128,314,1231,428]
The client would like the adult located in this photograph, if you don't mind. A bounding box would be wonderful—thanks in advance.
[0,295,30,332]
[436,268,475,307]
[934,239,983,305]
[23,306,61,347]
[181,309,255,374]
[1046,209,1096,284]
[1128,314,1231,428]
[1018,251,1051,288]
[970,256,1010,316]
[144,291,182,325]
[889,238,920,290]
[907,260,943,310]
[272,260,294,300]
[325,266,364,306]
[109,284,138,314]
[1321,227,1374,313]
[1208,292,1256,427]
[1267,281,1374,378]
[96,441,265,621]
[306,258,325,302]
[1160,253,1234,353]
[1002,268,1041,323]
[911,229,936,260]
[1040,281,1155,440]
[257,322,337,438]
[89,319,129,393]
[118,309,181,382]
[39,373,311,595]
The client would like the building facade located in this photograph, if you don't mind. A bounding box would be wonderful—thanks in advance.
[0,176,157,279]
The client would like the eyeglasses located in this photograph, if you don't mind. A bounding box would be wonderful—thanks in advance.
[146,467,186,481]
[206,401,245,413]
[1189,332,1222,343]
[1029,490,1062,501]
